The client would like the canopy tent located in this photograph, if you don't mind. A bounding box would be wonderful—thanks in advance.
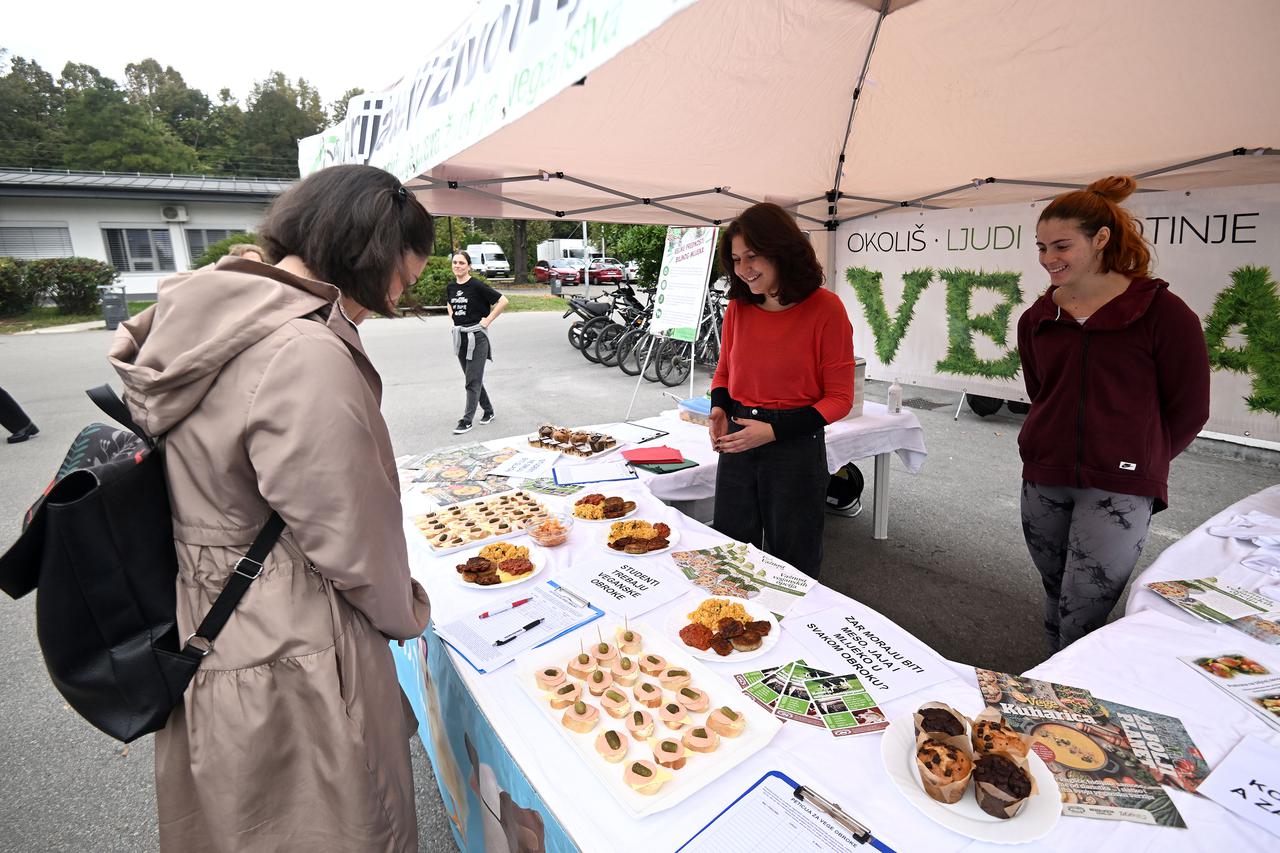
[302,0,1280,229]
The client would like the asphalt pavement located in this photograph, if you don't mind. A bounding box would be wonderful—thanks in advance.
[1,310,1276,851]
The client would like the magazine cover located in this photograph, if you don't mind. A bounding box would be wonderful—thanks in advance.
[1179,652,1280,732]
[1093,699,1209,792]
[670,542,814,618]
[802,674,890,737]
[976,669,1186,827]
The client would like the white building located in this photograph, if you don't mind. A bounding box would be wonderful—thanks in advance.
[0,169,292,297]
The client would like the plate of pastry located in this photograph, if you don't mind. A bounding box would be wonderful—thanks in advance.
[412,490,550,556]
[600,519,680,556]
[571,493,639,522]
[880,703,1060,844]
[451,541,546,589]
[518,620,781,817]
[667,594,781,663]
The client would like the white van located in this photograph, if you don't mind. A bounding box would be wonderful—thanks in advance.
[464,242,510,277]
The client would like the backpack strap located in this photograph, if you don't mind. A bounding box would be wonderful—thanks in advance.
[86,385,153,446]
[181,512,286,660]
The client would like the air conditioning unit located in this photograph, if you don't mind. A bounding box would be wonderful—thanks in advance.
[161,205,189,223]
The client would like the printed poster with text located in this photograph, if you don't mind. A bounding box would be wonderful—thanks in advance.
[671,542,815,619]
[649,226,718,342]
[790,601,951,703]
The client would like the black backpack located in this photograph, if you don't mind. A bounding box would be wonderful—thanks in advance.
[0,385,281,743]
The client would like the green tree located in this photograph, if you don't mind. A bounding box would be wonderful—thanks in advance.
[0,52,64,168]
[328,87,365,124]
[239,72,327,177]
[197,88,247,173]
[610,224,667,283]
[124,58,213,149]
[60,64,199,173]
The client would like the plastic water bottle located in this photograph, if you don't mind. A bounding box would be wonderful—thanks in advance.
[887,378,902,414]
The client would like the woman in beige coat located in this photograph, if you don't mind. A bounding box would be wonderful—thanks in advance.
[109,165,434,852]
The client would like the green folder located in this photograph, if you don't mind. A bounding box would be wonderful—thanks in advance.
[632,459,699,475]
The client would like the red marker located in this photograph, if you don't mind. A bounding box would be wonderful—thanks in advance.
[478,598,532,619]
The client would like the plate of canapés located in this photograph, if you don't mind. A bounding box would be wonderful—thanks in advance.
[667,595,780,663]
[880,701,1060,844]
[452,541,546,588]
[600,519,680,556]
[519,621,782,816]
[571,493,638,522]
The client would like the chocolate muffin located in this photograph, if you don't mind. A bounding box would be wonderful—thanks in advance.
[972,753,1032,818]
[918,707,965,737]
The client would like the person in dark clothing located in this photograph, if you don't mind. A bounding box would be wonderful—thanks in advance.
[446,251,508,434]
[709,203,855,579]
[1017,176,1210,653]
[1,386,38,443]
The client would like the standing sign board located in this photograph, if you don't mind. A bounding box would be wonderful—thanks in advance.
[651,226,718,342]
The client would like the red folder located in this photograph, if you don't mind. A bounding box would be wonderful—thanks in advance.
[622,445,684,464]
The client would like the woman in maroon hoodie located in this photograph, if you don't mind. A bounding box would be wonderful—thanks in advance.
[1017,176,1209,653]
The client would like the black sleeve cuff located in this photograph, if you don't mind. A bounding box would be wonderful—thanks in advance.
[771,406,827,440]
[709,386,734,413]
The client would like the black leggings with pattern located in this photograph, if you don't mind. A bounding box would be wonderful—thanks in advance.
[1020,480,1154,654]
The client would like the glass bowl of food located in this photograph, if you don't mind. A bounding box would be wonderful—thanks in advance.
[520,512,573,547]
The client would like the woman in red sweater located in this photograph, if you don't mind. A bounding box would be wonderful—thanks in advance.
[710,203,855,579]
[1018,176,1209,652]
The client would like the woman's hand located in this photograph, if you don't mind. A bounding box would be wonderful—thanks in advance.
[717,417,775,453]
[708,407,728,448]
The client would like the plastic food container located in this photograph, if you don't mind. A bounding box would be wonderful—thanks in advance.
[521,513,573,547]
[677,396,712,427]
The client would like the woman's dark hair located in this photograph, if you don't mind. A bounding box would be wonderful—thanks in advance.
[259,164,434,314]
[453,251,472,265]
[718,202,824,305]
[1038,176,1151,279]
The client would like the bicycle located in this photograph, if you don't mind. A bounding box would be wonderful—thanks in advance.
[655,285,727,386]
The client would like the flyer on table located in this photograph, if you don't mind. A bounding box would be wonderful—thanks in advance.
[1179,651,1280,732]
[671,542,815,619]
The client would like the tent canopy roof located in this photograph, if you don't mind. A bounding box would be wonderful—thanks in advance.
[394,0,1280,225]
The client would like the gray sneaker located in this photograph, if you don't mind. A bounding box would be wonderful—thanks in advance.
[453,419,473,434]
[479,411,496,425]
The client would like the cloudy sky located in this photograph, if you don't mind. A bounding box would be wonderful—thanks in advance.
[3,0,478,109]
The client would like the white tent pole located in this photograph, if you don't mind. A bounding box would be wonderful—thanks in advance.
[625,337,658,421]
[582,220,591,299]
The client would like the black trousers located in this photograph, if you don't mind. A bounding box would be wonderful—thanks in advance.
[712,410,828,579]
[0,386,33,434]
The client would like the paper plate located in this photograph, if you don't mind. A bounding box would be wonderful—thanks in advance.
[880,713,1060,844]
[664,594,781,663]
[449,543,547,590]
[599,521,680,557]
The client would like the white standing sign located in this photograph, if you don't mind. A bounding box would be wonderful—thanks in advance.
[650,226,718,341]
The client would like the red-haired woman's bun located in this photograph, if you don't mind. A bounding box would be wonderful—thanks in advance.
[1086,176,1137,204]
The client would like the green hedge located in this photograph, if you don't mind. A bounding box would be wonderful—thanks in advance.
[193,233,259,268]
[22,258,119,314]
[401,256,489,310]
[0,258,39,316]
[0,256,119,316]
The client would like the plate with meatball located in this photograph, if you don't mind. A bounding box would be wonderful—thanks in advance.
[452,541,545,588]
[667,594,781,662]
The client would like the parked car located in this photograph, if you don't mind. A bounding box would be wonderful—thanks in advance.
[548,257,587,283]
[624,260,639,282]
[588,260,624,284]
[534,259,552,282]
[596,257,625,272]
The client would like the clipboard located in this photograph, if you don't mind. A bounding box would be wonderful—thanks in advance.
[551,459,639,485]
[436,581,605,675]
[677,770,895,852]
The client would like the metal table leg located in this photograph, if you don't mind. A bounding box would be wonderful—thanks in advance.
[872,452,890,539]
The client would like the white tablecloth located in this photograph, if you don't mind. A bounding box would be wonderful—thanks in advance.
[1127,484,1280,622]
[636,402,927,503]
[404,478,1272,852]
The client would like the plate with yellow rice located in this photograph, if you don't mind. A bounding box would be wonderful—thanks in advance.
[665,593,781,662]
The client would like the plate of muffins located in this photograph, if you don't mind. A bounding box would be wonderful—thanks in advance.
[880,701,1060,843]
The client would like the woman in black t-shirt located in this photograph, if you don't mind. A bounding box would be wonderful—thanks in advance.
[446,251,508,434]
